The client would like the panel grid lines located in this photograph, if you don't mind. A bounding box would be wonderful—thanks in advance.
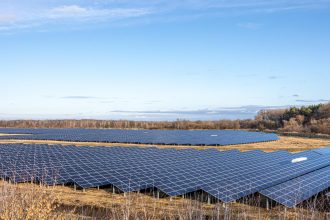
[0,128,279,146]
[0,143,329,208]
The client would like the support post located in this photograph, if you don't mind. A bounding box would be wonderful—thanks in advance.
[157,190,160,199]
[266,198,269,211]
[208,195,211,205]
[224,203,228,220]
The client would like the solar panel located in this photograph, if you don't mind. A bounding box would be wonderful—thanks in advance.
[312,146,330,155]
[326,192,330,197]
[0,143,328,208]
[0,128,279,146]
[201,151,327,202]
[260,165,330,207]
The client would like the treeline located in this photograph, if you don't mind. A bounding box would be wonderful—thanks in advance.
[0,119,258,130]
[0,103,329,135]
[255,103,330,135]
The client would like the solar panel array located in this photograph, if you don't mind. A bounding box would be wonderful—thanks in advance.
[0,128,279,146]
[0,143,330,207]
[260,166,330,207]
[313,146,330,155]
[260,146,330,207]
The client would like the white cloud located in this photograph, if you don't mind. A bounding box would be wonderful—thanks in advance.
[48,5,152,20]
[123,0,330,11]
[51,5,88,15]
[0,4,153,32]
[0,0,329,32]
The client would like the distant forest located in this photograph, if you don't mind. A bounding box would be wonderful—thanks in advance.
[0,103,329,135]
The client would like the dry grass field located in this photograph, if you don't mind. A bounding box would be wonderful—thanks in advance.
[1,181,329,220]
[0,135,330,219]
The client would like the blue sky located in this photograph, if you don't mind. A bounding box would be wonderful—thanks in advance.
[0,0,329,120]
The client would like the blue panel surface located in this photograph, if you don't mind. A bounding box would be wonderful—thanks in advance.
[260,165,330,207]
[0,128,279,146]
[312,146,330,155]
[0,143,328,208]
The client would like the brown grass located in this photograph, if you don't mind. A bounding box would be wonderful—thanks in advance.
[0,181,329,219]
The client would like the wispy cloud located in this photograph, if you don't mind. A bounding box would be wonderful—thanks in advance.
[103,105,294,120]
[296,99,330,103]
[110,105,291,115]
[101,101,116,104]
[50,5,88,17]
[0,0,329,32]
[0,105,309,120]
[269,75,279,80]
[48,5,151,20]
[61,96,98,99]
[0,3,153,32]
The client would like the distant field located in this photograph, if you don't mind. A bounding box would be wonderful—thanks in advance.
[0,135,329,152]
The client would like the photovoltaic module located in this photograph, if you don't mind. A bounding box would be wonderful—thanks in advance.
[0,128,279,146]
[0,143,329,207]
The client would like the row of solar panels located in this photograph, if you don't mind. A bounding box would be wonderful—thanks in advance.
[0,143,329,207]
[0,128,279,146]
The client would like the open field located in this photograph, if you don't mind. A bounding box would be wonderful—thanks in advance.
[0,135,329,152]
